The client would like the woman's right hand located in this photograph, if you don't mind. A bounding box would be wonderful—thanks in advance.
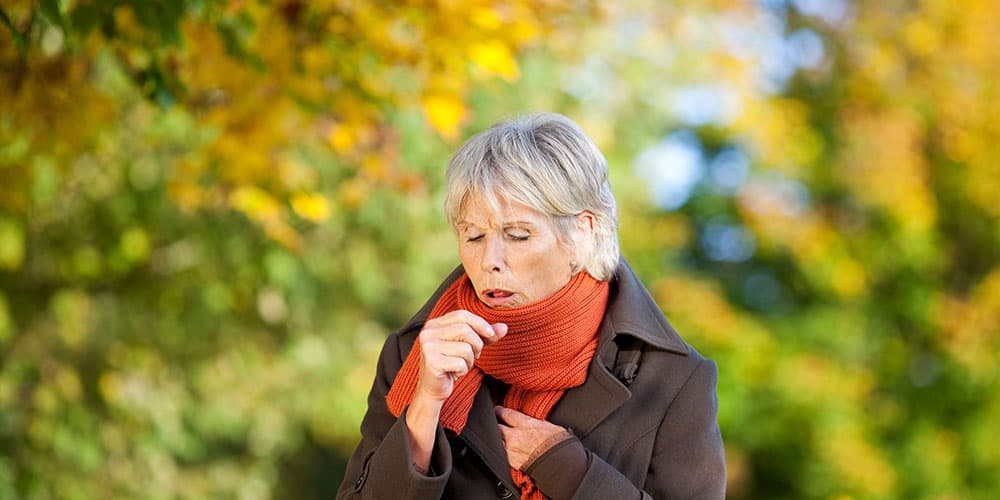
[413,310,508,403]
[405,310,507,474]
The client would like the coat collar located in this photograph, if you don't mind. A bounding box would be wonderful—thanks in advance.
[603,258,690,355]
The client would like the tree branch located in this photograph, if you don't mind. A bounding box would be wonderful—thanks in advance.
[0,7,29,56]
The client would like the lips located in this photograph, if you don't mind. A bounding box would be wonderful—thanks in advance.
[482,288,516,308]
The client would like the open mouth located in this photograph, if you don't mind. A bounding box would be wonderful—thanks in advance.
[484,289,514,299]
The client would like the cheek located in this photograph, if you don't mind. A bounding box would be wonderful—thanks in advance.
[458,243,483,270]
[519,245,569,280]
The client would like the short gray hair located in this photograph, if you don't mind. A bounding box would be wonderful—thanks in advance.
[444,112,619,281]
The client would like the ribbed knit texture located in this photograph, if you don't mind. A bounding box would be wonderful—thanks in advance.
[386,271,610,500]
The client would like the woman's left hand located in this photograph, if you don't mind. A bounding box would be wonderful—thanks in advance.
[495,406,569,470]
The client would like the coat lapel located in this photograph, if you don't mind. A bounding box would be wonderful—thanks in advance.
[547,320,632,437]
[547,362,631,437]
[457,383,516,489]
[548,260,689,436]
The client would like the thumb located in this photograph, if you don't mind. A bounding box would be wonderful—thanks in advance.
[492,323,508,337]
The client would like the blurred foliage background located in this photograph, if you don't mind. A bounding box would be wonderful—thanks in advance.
[1,0,998,498]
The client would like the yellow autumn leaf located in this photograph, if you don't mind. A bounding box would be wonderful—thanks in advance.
[902,18,941,57]
[329,124,356,154]
[470,7,502,30]
[230,185,282,220]
[339,177,372,210]
[291,192,333,222]
[508,19,540,43]
[167,180,204,213]
[362,154,392,182]
[263,219,302,251]
[468,40,520,81]
[98,372,124,405]
[831,258,868,299]
[422,94,466,140]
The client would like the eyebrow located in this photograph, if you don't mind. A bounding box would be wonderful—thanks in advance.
[503,220,536,228]
[456,219,537,229]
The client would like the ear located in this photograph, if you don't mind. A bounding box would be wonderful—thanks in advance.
[574,211,596,235]
[571,211,597,264]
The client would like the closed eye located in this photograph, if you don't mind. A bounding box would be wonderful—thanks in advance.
[466,234,485,242]
[505,232,529,241]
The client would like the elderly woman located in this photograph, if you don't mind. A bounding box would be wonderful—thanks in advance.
[337,113,725,499]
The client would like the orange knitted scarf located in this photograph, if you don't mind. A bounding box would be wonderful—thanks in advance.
[386,271,609,499]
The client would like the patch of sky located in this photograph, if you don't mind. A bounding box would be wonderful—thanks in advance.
[701,217,757,262]
[633,130,705,211]
[743,172,812,217]
[671,85,740,126]
[738,2,828,94]
[562,54,615,105]
[787,28,825,69]
[758,33,795,92]
[614,15,647,52]
[758,26,827,92]
[719,15,757,62]
[791,0,852,27]
[758,0,789,12]
[773,175,811,217]
[707,147,750,195]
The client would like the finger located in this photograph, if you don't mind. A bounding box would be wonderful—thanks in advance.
[494,405,528,426]
[426,353,472,379]
[421,340,476,370]
[421,322,484,359]
[448,324,485,359]
[437,310,500,341]
[485,323,508,346]
[497,422,511,442]
[428,340,476,370]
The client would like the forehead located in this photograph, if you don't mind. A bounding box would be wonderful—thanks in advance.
[458,192,548,227]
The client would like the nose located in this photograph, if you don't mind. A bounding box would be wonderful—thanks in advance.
[481,234,506,273]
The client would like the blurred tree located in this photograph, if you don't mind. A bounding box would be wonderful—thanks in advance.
[544,1,1000,498]
[0,0,597,497]
[2,0,998,499]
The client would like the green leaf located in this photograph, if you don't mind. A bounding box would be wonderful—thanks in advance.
[0,7,29,54]
[68,1,102,37]
[0,219,24,270]
[39,0,68,32]
[0,293,13,345]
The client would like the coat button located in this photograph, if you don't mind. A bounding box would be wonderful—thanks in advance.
[496,481,514,499]
[353,457,371,492]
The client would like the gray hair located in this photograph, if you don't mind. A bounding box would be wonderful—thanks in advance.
[444,112,619,281]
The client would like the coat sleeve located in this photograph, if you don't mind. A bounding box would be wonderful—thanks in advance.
[336,333,454,500]
[530,357,725,500]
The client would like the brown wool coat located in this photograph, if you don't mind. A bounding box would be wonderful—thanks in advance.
[337,260,726,500]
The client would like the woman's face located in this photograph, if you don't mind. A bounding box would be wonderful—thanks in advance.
[457,194,577,309]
